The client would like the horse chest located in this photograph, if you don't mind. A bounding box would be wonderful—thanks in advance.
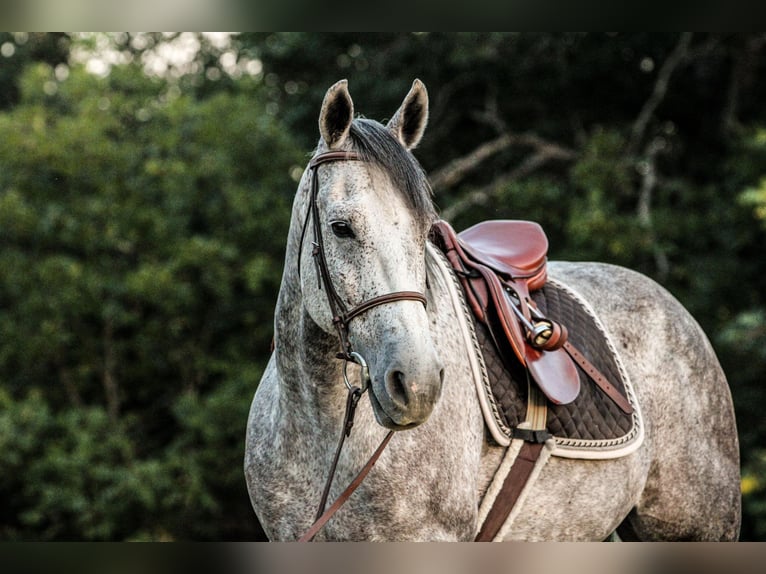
[257,409,479,540]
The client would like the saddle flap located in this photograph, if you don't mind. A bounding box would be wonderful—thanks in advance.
[487,270,581,405]
[458,220,548,286]
[525,346,581,405]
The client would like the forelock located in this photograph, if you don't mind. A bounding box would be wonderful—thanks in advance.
[347,119,436,221]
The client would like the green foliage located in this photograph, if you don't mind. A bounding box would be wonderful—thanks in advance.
[566,128,647,264]
[1,389,151,540]
[0,378,256,540]
[741,176,766,224]
[0,54,301,539]
[0,33,70,110]
[742,449,766,540]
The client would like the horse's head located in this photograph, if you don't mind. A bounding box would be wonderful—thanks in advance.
[298,79,444,430]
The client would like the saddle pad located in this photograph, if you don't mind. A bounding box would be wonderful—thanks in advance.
[473,278,644,459]
[425,242,643,460]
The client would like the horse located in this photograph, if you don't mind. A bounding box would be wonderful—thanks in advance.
[244,79,741,541]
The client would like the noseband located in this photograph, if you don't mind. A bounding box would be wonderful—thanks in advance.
[296,150,428,541]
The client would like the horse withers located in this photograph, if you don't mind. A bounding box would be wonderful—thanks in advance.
[244,79,741,541]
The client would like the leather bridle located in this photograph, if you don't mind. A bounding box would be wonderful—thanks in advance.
[300,150,428,362]
[296,150,428,541]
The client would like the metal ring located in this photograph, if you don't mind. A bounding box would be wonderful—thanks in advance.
[530,320,553,348]
[343,352,371,393]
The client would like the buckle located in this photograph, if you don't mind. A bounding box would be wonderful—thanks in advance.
[512,427,551,443]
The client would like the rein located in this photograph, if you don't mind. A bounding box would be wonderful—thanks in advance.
[296,150,427,541]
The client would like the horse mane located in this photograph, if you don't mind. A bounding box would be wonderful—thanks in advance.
[347,118,437,222]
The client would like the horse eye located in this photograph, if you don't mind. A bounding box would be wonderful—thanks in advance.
[330,221,355,239]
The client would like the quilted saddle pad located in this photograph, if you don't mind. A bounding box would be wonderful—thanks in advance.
[474,275,644,459]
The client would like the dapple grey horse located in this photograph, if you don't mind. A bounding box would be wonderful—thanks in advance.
[244,79,741,541]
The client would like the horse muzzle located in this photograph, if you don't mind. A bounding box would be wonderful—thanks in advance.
[368,353,445,430]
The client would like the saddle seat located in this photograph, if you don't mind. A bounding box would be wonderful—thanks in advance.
[458,220,548,290]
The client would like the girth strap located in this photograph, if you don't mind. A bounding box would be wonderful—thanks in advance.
[475,377,549,541]
[474,441,545,541]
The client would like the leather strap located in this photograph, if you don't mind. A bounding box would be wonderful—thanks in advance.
[314,386,363,521]
[299,430,394,542]
[309,150,362,168]
[474,441,545,541]
[345,291,428,324]
[296,150,424,542]
[304,150,428,360]
[563,341,634,414]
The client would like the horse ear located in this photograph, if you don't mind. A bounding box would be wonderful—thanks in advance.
[387,79,429,150]
[319,79,354,149]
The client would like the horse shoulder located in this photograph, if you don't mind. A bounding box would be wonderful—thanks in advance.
[246,358,276,473]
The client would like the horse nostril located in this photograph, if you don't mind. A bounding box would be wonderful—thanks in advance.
[438,367,445,385]
[385,369,408,408]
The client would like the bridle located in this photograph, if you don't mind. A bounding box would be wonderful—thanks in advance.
[296,150,428,541]
[300,150,428,362]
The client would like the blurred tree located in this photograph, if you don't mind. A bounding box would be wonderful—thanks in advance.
[0,52,302,539]
[0,33,70,110]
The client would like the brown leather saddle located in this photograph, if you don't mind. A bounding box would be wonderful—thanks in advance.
[431,219,632,413]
